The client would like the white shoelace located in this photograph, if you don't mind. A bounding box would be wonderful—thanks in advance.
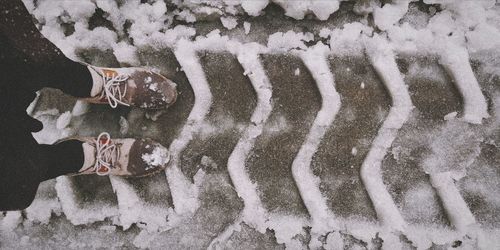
[100,70,130,108]
[91,132,120,176]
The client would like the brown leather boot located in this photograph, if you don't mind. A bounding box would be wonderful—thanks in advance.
[77,132,170,177]
[85,65,177,109]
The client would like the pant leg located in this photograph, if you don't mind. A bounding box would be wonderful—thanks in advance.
[0,87,44,210]
[38,140,85,182]
[0,121,84,210]
[0,129,42,210]
[0,86,83,210]
[0,1,94,210]
[0,0,92,97]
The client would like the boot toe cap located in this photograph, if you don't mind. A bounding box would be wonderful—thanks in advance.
[128,139,170,177]
[133,71,178,110]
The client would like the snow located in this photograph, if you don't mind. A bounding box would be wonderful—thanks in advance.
[197,115,243,140]
[112,41,139,66]
[351,147,358,156]
[422,120,483,175]
[119,116,129,135]
[373,0,411,31]
[55,176,119,225]
[71,101,89,117]
[25,196,61,224]
[176,10,197,23]
[164,0,342,20]
[265,214,308,247]
[25,91,40,116]
[167,39,213,215]
[273,0,340,20]
[243,21,251,35]
[229,44,272,232]
[322,22,373,56]
[324,231,344,250]
[444,111,457,121]
[241,0,268,16]
[118,0,168,44]
[142,146,169,167]
[109,176,179,232]
[220,16,238,30]
[267,31,314,51]
[362,34,413,231]
[292,43,341,245]
[200,155,217,170]
[402,182,442,225]
[148,82,158,91]
[0,211,22,232]
[439,44,489,124]
[429,172,476,231]
[56,111,72,129]
[32,109,72,144]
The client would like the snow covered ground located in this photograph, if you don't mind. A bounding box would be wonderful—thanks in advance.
[1,0,500,249]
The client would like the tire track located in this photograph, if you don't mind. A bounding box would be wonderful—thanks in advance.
[362,36,413,231]
[312,53,391,222]
[439,45,489,124]
[226,46,272,231]
[382,56,457,227]
[179,51,257,180]
[246,53,321,217]
[292,44,340,238]
[427,46,489,231]
[458,60,500,228]
[168,40,213,215]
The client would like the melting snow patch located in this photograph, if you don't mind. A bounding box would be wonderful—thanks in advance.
[243,22,251,34]
[273,0,340,20]
[200,155,218,170]
[444,111,458,120]
[351,147,358,156]
[119,116,129,135]
[112,41,139,66]
[149,82,158,91]
[0,212,22,232]
[220,16,238,30]
[402,182,442,223]
[373,0,411,31]
[56,111,72,129]
[142,146,170,167]
[267,31,314,51]
[422,120,482,174]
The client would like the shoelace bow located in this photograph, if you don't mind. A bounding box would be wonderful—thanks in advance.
[100,70,130,108]
[91,132,120,176]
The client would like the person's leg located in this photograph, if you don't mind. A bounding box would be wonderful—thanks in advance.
[38,133,173,179]
[38,140,85,182]
[0,0,92,97]
[0,88,45,210]
[1,0,178,110]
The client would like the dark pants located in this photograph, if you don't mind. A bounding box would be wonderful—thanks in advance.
[0,0,93,210]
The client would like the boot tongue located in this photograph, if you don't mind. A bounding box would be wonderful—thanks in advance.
[88,66,104,97]
[79,142,97,173]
